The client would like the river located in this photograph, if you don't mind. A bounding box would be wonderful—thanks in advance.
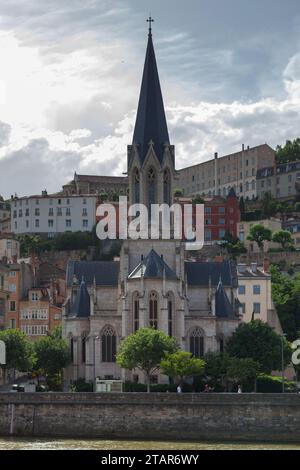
[0,438,299,450]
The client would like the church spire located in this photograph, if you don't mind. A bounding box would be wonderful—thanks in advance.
[132,17,170,165]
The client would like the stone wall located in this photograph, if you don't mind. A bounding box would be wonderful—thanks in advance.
[0,392,299,442]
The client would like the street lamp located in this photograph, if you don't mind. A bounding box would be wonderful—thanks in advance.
[281,333,287,393]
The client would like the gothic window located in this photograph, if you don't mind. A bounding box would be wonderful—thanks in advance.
[133,293,139,332]
[149,291,158,329]
[190,327,204,358]
[163,168,171,205]
[133,168,140,204]
[168,299,173,337]
[147,167,156,209]
[70,337,74,362]
[101,325,116,363]
[81,337,86,363]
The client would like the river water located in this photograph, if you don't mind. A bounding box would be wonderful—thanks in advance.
[0,438,299,450]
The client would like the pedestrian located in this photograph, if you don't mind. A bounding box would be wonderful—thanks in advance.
[177,384,182,394]
[237,384,242,393]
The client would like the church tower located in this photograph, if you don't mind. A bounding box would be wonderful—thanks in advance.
[127,17,175,209]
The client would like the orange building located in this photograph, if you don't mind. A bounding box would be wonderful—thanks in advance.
[19,288,62,340]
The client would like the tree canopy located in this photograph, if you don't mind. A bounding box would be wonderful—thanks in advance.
[276,138,300,164]
[0,329,33,382]
[160,351,205,385]
[226,320,291,374]
[247,224,272,251]
[116,328,178,392]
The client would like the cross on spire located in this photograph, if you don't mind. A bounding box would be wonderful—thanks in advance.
[147,16,154,35]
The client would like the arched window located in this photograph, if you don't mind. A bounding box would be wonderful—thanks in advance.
[101,326,116,363]
[133,168,140,204]
[149,292,158,329]
[163,168,171,205]
[133,293,139,332]
[167,295,173,337]
[218,336,224,354]
[81,336,86,363]
[70,337,74,362]
[190,327,204,358]
[147,167,156,209]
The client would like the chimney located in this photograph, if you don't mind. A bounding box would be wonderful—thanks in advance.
[237,263,246,274]
[242,144,245,151]
[250,262,257,273]
[214,152,218,159]
[263,258,270,273]
[247,145,250,150]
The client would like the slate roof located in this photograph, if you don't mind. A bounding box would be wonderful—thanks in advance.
[66,261,119,288]
[215,278,235,319]
[185,261,238,288]
[132,30,170,166]
[70,278,90,318]
[128,249,177,280]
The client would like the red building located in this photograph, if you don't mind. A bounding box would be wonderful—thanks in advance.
[96,188,240,245]
[177,187,240,244]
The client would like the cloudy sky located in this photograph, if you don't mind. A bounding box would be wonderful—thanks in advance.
[1,0,300,198]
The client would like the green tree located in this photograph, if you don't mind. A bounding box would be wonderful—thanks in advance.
[247,224,272,252]
[0,329,34,383]
[204,352,231,390]
[261,192,277,218]
[174,188,184,197]
[272,230,293,250]
[226,357,261,391]
[192,194,205,204]
[226,320,291,374]
[18,234,43,257]
[276,138,300,164]
[270,265,300,340]
[160,351,205,386]
[34,327,71,390]
[116,328,178,392]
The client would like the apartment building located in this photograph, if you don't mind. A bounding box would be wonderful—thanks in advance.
[0,236,20,262]
[178,144,275,200]
[62,173,128,198]
[0,264,9,330]
[237,262,282,334]
[20,287,62,340]
[11,193,97,237]
[256,160,300,201]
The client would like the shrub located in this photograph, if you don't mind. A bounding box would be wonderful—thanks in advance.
[256,374,297,393]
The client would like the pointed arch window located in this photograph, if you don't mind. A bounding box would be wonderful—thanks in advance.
[81,336,86,363]
[101,326,116,363]
[133,292,139,332]
[168,299,173,337]
[148,167,156,209]
[163,168,171,205]
[133,168,140,204]
[149,291,158,329]
[190,327,204,358]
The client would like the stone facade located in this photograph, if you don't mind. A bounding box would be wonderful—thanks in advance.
[62,27,241,387]
[1,392,300,442]
[178,144,275,200]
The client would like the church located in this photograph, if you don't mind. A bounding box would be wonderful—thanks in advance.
[62,21,241,386]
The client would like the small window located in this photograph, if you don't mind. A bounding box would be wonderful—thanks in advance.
[218,207,225,214]
[253,302,261,314]
[238,285,246,295]
[253,285,261,295]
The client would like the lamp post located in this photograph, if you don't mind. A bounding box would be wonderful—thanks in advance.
[281,333,287,393]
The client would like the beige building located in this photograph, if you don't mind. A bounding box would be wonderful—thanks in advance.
[237,262,282,334]
[0,264,9,330]
[256,160,300,201]
[62,173,128,199]
[0,236,20,262]
[178,144,275,200]
[238,218,282,253]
